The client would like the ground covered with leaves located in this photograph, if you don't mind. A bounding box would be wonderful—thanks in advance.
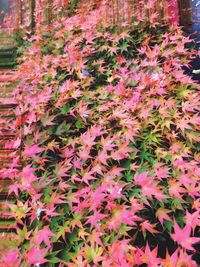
[1,6,200,267]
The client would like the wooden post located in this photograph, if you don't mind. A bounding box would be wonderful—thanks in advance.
[178,0,192,26]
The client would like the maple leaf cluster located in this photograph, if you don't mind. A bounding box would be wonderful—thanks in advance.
[1,1,200,266]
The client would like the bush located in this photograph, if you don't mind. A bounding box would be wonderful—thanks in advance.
[1,6,200,267]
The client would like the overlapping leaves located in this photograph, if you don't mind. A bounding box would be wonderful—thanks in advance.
[1,3,200,267]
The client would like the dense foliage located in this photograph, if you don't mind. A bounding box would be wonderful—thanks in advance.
[1,2,200,267]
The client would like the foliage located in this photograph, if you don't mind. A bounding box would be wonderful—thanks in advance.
[1,2,200,266]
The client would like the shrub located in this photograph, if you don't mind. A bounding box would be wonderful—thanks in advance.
[1,4,200,267]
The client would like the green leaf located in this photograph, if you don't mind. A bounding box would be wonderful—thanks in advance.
[49,257,61,264]
[75,119,85,129]
[163,220,174,232]
[124,170,133,182]
[120,41,130,52]
[60,104,70,115]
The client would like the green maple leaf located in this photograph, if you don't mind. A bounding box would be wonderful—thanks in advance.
[120,41,130,52]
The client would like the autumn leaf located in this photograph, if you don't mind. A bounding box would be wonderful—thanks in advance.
[24,144,45,158]
[41,113,57,127]
[1,250,21,267]
[54,163,70,179]
[24,247,48,265]
[33,226,55,248]
[156,208,172,226]
[170,221,200,251]
[140,220,160,237]
[85,211,108,230]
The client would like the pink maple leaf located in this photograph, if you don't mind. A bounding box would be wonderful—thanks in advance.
[84,211,108,230]
[24,246,48,265]
[184,211,200,232]
[1,250,21,267]
[176,118,193,135]
[81,171,97,185]
[134,172,166,201]
[33,226,55,248]
[24,144,45,158]
[111,143,134,161]
[134,172,150,186]
[78,148,92,161]
[163,248,197,267]
[107,183,126,199]
[141,243,161,267]
[89,187,107,209]
[170,221,200,251]
[146,0,154,9]
[97,149,110,165]
[142,183,166,202]
[18,164,38,190]
[107,207,141,230]
[154,164,170,180]
[8,182,20,196]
